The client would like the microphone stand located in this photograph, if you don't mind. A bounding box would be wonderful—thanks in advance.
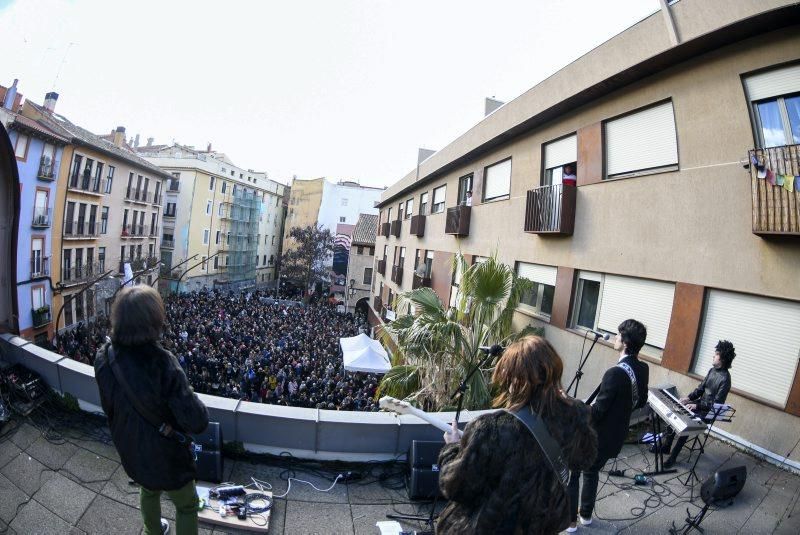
[566,333,603,399]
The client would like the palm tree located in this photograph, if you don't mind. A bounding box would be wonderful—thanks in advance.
[378,252,541,411]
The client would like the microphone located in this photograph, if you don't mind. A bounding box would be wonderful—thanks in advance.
[587,330,611,341]
[478,344,504,356]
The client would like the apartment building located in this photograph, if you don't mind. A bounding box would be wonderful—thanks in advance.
[136,143,286,292]
[371,0,800,462]
[344,213,378,314]
[0,82,69,343]
[20,94,169,332]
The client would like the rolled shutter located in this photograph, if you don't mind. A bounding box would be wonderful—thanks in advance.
[516,262,557,286]
[693,290,800,407]
[484,159,511,200]
[596,275,675,349]
[605,101,678,176]
[744,64,800,101]
[433,185,446,205]
[544,135,577,169]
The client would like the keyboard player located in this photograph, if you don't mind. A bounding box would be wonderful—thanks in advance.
[663,340,735,468]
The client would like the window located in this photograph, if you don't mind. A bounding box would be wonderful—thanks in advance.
[694,290,800,406]
[543,134,577,186]
[63,249,72,281]
[206,200,212,215]
[221,181,227,194]
[165,202,176,217]
[457,174,473,205]
[483,158,511,201]
[419,192,429,215]
[405,198,413,219]
[605,100,678,178]
[218,203,224,216]
[203,229,209,244]
[106,166,115,193]
[98,247,105,271]
[398,247,406,268]
[209,176,216,191]
[516,262,556,318]
[214,256,219,269]
[432,185,446,213]
[363,267,373,285]
[14,133,29,159]
[215,230,221,244]
[356,245,364,255]
[32,286,45,311]
[573,272,601,330]
[201,256,207,270]
[744,63,800,147]
[341,198,349,206]
[339,216,346,223]
[31,238,43,277]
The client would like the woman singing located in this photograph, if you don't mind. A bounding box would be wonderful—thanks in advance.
[436,336,597,534]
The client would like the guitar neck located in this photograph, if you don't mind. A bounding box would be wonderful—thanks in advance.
[380,396,463,436]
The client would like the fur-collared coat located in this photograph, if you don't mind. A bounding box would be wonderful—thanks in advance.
[436,399,597,534]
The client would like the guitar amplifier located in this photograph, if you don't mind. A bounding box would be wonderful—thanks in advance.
[408,440,445,499]
[193,422,223,483]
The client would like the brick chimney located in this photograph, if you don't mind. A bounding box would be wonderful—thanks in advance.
[43,91,59,113]
[113,126,126,147]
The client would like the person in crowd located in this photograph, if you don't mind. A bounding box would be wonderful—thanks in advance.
[567,319,650,532]
[662,340,735,468]
[437,336,597,534]
[94,285,209,535]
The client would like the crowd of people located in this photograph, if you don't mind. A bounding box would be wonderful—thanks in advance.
[56,289,381,412]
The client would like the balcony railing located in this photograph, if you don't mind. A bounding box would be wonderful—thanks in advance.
[412,271,432,289]
[31,256,49,279]
[749,145,800,236]
[31,305,51,328]
[163,209,176,218]
[373,295,382,313]
[391,265,404,285]
[390,219,402,238]
[121,223,149,237]
[61,262,102,284]
[152,194,162,206]
[68,172,105,194]
[380,222,391,237]
[118,256,160,274]
[37,158,56,180]
[63,220,99,239]
[377,258,387,276]
[32,207,51,228]
[125,188,154,204]
[409,214,426,237]
[524,183,576,235]
[161,239,175,249]
[445,205,471,236]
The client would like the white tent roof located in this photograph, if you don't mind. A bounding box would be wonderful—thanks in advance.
[339,334,391,374]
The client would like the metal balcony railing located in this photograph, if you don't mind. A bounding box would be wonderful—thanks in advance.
[32,207,51,227]
[68,171,105,194]
[409,214,426,237]
[524,183,576,235]
[749,145,800,236]
[161,239,174,249]
[380,222,391,237]
[125,188,154,204]
[61,262,101,284]
[152,194,162,206]
[37,158,56,180]
[412,271,432,289]
[31,305,51,328]
[31,256,49,279]
[63,220,99,238]
[390,219,402,238]
[391,265,404,285]
[445,205,471,236]
[121,223,149,237]
[163,208,176,218]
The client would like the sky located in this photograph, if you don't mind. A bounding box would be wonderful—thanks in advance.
[0,0,660,188]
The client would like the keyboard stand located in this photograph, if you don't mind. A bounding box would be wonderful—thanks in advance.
[679,406,735,500]
[643,407,677,477]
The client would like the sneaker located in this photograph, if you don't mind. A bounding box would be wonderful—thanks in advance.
[566,524,578,533]
[160,518,170,535]
[579,516,593,526]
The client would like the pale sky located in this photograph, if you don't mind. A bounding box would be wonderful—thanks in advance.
[0,0,660,188]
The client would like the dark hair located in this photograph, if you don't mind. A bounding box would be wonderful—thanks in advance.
[111,286,165,346]
[618,319,647,357]
[492,335,564,415]
[715,340,736,369]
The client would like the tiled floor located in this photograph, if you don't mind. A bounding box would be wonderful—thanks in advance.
[0,414,798,534]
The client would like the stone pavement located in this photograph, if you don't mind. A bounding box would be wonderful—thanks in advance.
[0,415,798,534]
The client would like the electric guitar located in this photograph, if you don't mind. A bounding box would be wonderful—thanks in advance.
[378,396,464,437]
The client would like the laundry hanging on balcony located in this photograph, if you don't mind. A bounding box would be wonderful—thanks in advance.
[751,154,799,192]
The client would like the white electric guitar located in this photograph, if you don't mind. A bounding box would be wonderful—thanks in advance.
[379,396,464,437]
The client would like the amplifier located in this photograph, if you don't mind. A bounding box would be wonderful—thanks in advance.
[193,422,223,483]
[408,467,443,499]
[408,440,445,499]
[701,465,746,505]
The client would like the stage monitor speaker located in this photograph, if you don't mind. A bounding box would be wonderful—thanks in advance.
[408,440,444,500]
[194,422,223,483]
[701,465,746,505]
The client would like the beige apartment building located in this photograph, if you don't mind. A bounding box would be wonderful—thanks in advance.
[371,0,800,463]
[136,143,286,292]
[21,96,168,332]
[345,213,378,314]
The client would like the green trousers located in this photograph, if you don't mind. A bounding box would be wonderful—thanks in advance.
[140,480,199,535]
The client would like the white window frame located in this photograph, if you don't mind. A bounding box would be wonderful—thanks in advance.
[405,198,413,219]
[203,229,209,245]
[483,158,512,202]
[432,185,446,214]
[14,133,29,159]
[515,262,557,319]
[209,176,215,191]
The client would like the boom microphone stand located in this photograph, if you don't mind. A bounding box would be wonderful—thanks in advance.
[566,331,609,399]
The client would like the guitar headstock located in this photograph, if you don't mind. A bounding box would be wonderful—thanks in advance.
[379,396,412,414]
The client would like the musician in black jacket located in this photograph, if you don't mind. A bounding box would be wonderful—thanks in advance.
[567,319,649,532]
[663,340,735,468]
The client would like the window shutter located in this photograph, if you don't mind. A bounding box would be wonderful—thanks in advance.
[484,159,511,200]
[694,290,800,407]
[516,262,557,286]
[605,101,678,176]
[544,135,577,169]
[433,186,446,205]
[744,64,800,101]
[596,275,675,349]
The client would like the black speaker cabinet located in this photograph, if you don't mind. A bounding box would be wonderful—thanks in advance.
[701,465,746,505]
[408,440,444,499]
[193,422,223,483]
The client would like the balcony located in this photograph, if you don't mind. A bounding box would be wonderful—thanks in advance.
[524,183,576,235]
[380,222,391,238]
[31,256,49,279]
[373,295,382,313]
[121,223,149,238]
[31,207,51,228]
[168,182,180,193]
[125,188,153,204]
[31,305,51,328]
[152,194,162,206]
[377,258,387,276]
[68,172,105,195]
[412,272,432,289]
[163,208,177,219]
[749,145,800,237]
[161,239,175,249]
[150,225,159,237]
[63,220,99,239]
[118,256,160,274]
[61,262,101,285]
[409,214,426,237]
[37,158,57,181]
[391,265,404,285]
[445,205,471,236]
[390,219,402,238]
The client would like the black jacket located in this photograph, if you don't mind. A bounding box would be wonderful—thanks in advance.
[592,355,649,460]
[689,367,731,415]
[95,341,209,491]
[436,400,597,535]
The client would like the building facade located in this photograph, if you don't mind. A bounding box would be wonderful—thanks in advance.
[136,144,286,292]
[345,213,377,314]
[371,0,800,462]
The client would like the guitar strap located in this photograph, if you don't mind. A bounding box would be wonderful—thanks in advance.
[506,405,569,491]
[617,362,639,408]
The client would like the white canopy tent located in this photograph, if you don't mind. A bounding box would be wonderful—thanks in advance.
[339,333,391,374]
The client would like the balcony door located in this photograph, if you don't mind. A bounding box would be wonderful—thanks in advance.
[32,238,43,276]
[34,189,48,225]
